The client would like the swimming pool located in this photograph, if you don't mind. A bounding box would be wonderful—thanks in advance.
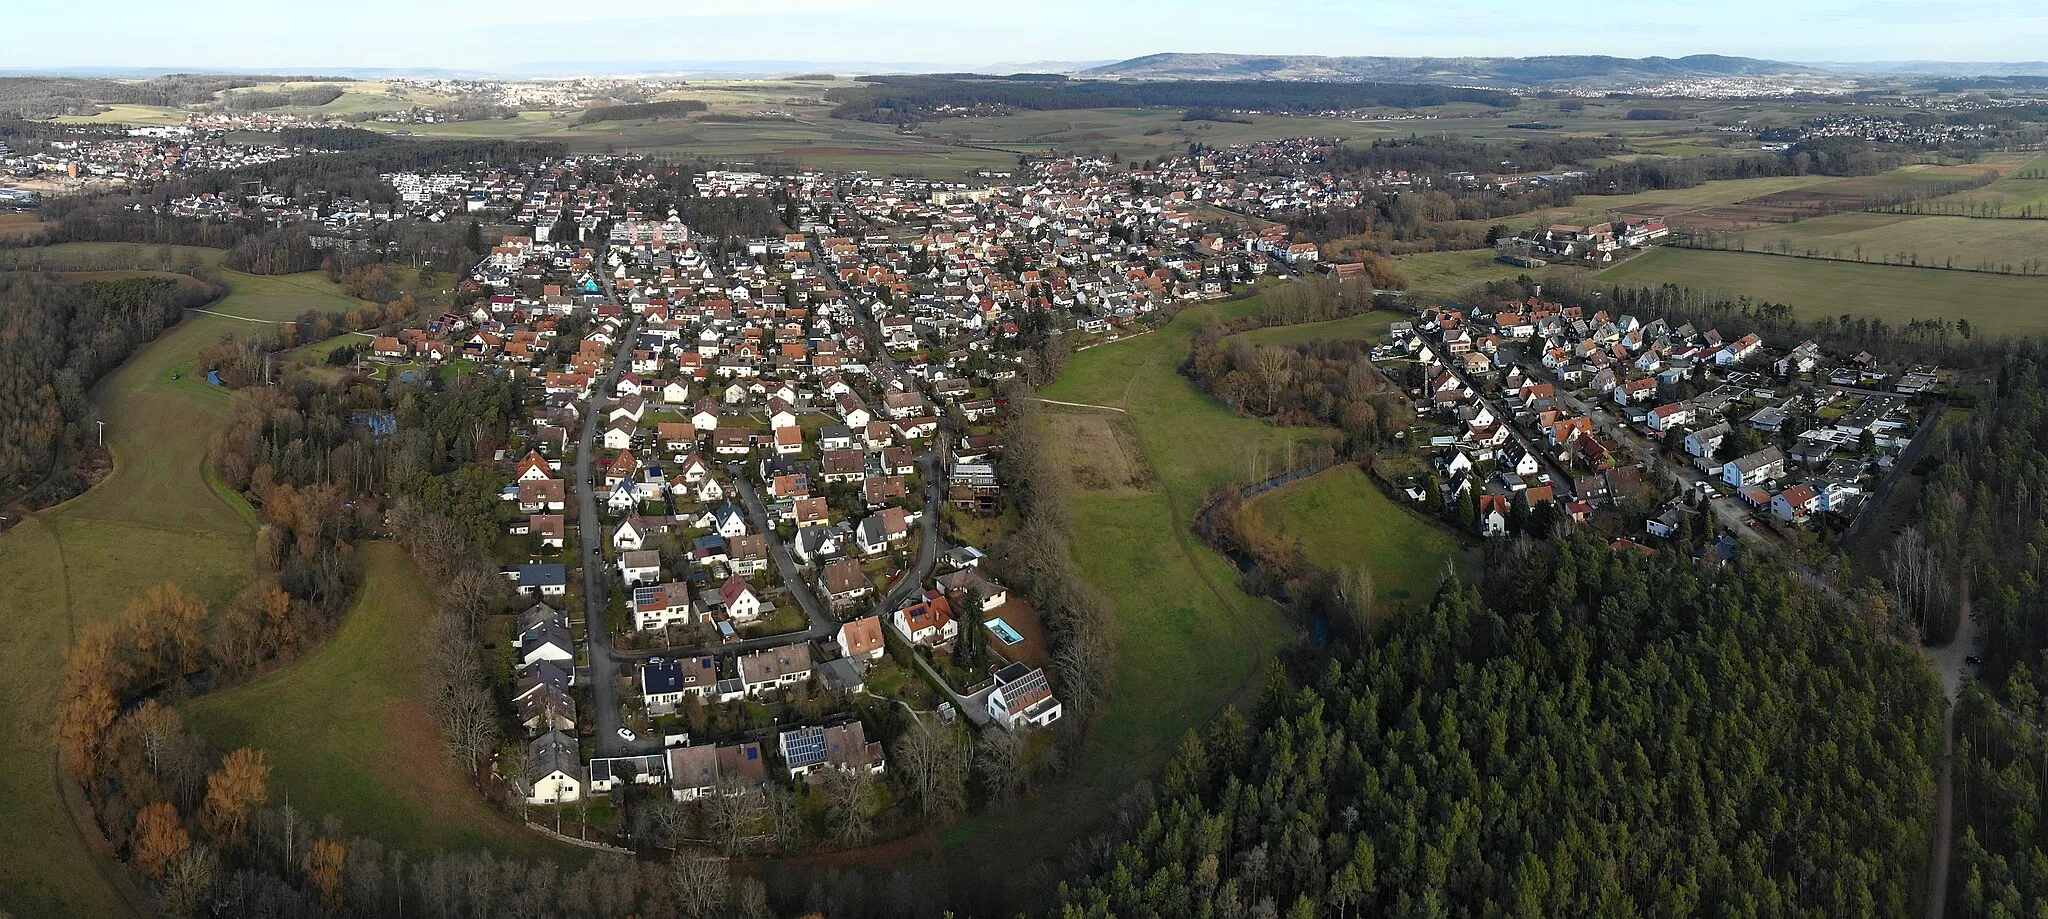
[984,617,1024,645]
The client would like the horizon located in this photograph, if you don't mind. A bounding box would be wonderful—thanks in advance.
[4,0,2034,73]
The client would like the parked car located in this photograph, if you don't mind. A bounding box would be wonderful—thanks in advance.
[617,728,637,741]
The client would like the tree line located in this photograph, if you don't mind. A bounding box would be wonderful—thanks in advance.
[0,273,220,490]
[827,77,1519,125]
[1056,536,1945,917]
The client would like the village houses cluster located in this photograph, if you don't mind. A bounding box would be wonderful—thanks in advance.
[1393,295,1932,545]
[398,159,1081,813]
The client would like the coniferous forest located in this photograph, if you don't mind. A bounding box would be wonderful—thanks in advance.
[1056,538,1945,918]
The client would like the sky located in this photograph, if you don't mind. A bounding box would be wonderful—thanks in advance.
[6,0,2037,72]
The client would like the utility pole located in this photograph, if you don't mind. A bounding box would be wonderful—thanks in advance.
[95,420,105,446]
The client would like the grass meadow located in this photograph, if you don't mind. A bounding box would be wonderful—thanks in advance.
[185,543,573,860]
[0,256,469,915]
[1598,246,2048,337]
[948,291,1459,862]
[1248,466,1462,611]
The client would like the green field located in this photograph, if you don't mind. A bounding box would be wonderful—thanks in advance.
[946,292,1463,864]
[1918,154,2048,217]
[1248,466,1461,609]
[943,296,1314,856]
[374,109,1020,176]
[0,259,410,916]
[186,543,571,860]
[1230,309,1411,346]
[1393,249,1589,297]
[1727,211,2048,273]
[1599,246,2048,337]
[0,302,260,917]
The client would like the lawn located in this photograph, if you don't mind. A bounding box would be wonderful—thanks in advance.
[1598,246,2048,337]
[1230,309,1411,346]
[1726,212,2048,274]
[1248,466,1461,611]
[0,259,390,916]
[185,543,574,861]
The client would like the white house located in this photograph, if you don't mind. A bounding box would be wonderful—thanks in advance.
[986,663,1062,730]
[619,550,662,587]
[523,730,584,805]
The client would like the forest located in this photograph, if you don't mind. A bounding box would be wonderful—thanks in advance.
[1056,537,1945,917]
[1901,342,2048,914]
[574,100,709,125]
[0,273,220,490]
[0,74,345,119]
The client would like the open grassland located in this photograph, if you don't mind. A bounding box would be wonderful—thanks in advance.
[0,306,260,917]
[1598,246,2048,337]
[51,103,187,125]
[187,543,573,861]
[952,292,1460,860]
[1727,211,2048,273]
[0,241,225,271]
[0,257,415,916]
[1248,466,1461,610]
[374,109,1019,176]
[1230,309,1411,346]
[945,296,1313,856]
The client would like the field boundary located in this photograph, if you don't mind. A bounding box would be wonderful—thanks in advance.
[1028,397,1128,413]
[1669,241,2048,278]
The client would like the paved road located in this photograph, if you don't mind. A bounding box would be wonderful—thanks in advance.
[577,314,642,758]
[1434,352,1575,502]
[731,465,836,638]
[870,452,948,616]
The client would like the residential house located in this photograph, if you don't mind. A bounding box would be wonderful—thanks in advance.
[666,741,766,801]
[738,643,814,696]
[986,662,1062,730]
[523,730,584,805]
[836,615,886,661]
[778,722,885,779]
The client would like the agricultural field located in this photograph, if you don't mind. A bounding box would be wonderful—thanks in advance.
[1726,212,2048,274]
[376,108,1019,176]
[1230,309,1411,346]
[1248,466,1462,610]
[1599,246,2048,337]
[0,212,46,239]
[186,543,573,861]
[1915,154,2048,217]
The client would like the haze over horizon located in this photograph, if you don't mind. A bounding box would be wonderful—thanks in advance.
[7,0,2037,73]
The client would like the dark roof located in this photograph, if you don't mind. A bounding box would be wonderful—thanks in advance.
[519,563,568,586]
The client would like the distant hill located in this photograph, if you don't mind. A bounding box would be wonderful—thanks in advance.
[1082,53,1834,88]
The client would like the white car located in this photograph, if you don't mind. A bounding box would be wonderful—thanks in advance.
[617,728,636,742]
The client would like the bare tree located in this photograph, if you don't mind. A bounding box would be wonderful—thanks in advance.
[973,726,1027,807]
[160,844,220,919]
[670,854,731,919]
[824,767,879,846]
[894,720,969,820]
[702,780,767,856]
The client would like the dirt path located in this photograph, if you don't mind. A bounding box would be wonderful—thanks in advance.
[1922,587,1981,919]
